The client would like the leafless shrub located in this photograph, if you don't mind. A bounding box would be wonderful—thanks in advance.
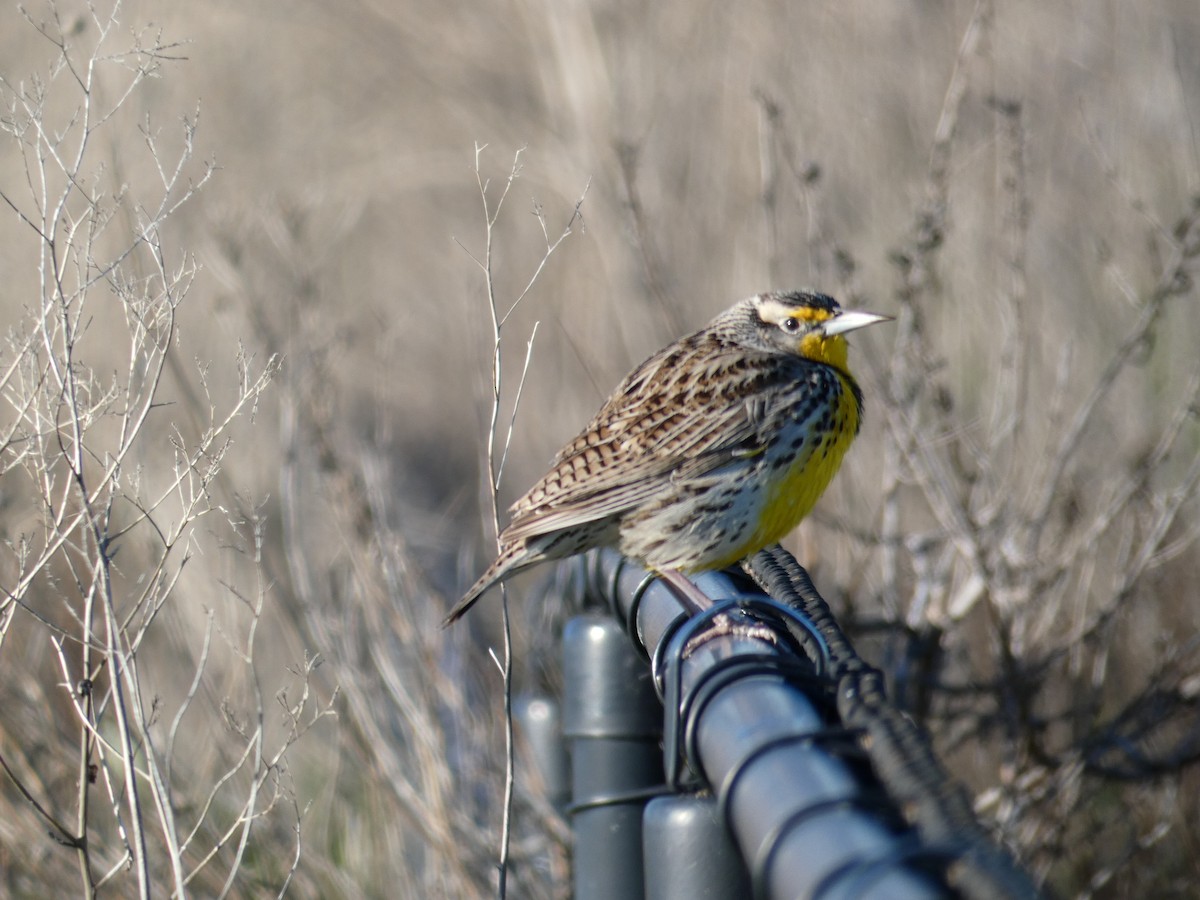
[0,3,330,896]
[203,143,582,896]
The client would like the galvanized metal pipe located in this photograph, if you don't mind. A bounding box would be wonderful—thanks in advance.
[584,551,946,900]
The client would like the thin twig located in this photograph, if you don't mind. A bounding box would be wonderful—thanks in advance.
[495,322,540,489]
[460,144,586,897]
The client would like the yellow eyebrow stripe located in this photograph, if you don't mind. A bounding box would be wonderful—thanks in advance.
[758,298,835,325]
[792,306,832,322]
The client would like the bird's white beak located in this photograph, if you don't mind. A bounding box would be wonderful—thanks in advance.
[821,310,893,337]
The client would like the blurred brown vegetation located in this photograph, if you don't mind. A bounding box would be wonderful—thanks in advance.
[2,0,1200,896]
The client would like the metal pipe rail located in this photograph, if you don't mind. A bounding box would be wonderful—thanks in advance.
[559,546,1041,900]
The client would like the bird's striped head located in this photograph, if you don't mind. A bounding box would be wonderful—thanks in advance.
[739,290,892,371]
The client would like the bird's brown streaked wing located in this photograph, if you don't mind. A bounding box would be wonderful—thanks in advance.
[551,336,767,471]
[500,437,753,544]
[502,341,701,518]
[543,336,702,469]
[501,354,778,543]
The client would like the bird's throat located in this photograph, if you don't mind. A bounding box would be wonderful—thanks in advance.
[798,332,849,371]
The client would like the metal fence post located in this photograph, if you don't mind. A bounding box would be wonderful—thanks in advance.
[643,794,751,900]
[563,614,663,900]
[514,694,570,811]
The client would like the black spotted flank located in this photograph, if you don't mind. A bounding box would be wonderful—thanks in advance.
[792,396,820,423]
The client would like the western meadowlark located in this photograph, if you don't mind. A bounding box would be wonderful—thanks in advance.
[444,290,890,626]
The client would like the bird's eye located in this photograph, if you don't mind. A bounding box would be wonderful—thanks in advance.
[781,317,802,334]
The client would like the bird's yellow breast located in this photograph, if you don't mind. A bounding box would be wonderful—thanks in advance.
[706,369,861,569]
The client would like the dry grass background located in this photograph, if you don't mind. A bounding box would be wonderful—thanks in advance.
[2,0,1200,896]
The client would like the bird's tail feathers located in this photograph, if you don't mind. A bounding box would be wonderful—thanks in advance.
[442,548,526,627]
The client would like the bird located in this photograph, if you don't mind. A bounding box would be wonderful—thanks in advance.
[444,290,891,626]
